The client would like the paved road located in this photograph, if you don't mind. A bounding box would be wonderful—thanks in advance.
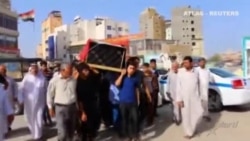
[6,104,250,141]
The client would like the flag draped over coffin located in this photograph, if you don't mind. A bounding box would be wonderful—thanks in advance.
[79,39,92,61]
[19,9,35,22]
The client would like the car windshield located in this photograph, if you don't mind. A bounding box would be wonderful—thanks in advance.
[2,62,22,80]
[209,68,236,78]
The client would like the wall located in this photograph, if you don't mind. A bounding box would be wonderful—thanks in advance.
[41,11,63,59]
[129,39,176,56]
[165,26,172,40]
[54,25,70,61]
[68,18,130,46]
[171,6,204,55]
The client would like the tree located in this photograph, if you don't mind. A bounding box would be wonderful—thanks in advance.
[208,54,221,62]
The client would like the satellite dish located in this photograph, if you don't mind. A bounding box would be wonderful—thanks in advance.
[74,16,81,22]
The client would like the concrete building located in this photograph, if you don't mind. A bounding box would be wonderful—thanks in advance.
[171,6,204,56]
[69,16,130,46]
[38,11,63,59]
[53,25,71,61]
[139,8,166,40]
[165,20,172,40]
[0,0,20,57]
[46,16,130,61]
[129,39,176,56]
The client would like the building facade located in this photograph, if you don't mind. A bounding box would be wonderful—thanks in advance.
[0,0,19,57]
[37,11,63,59]
[171,6,204,56]
[165,20,172,40]
[69,16,130,46]
[139,8,166,40]
[129,39,176,56]
[53,25,71,61]
[47,16,130,61]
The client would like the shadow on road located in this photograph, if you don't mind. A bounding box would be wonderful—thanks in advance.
[224,104,250,112]
[95,105,172,141]
[196,112,221,137]
[7,127,30,139]
[43,127,57,140]
[136,105,173,140]
[7,126,57,141]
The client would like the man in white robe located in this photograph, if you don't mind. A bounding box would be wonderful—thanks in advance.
[176,56,203,139]
[18,64,47,140]
[166,62,181,125]
[197,58,213,121]
[0,65,18,133]
[0,75,14,141]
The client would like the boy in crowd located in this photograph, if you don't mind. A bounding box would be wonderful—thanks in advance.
[115,62,140,141]
[142,63,158,126]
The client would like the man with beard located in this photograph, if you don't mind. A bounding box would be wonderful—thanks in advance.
[76,63,101,141]
[19,63,47,140]
[176,56,203,139]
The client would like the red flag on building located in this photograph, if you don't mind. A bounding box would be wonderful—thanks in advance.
[19,9,35,22]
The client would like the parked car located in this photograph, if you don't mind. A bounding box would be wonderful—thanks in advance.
[158,67,250,112]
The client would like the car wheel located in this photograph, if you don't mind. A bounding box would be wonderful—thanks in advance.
[208,89,223,112]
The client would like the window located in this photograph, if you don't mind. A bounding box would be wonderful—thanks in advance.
[209,68,236,78]
[183,28,185,30]
[107,34,112,38]
[5,36,17,48]
[107,25,112,30]
[125,29,129,32]
[182,20,185,23]
[192,35,195,39]
[63,45,67,49]
[192,42,196,46]
[191,28,195,31]
[63,54,67,58]
[183,35,185,37]
[0,14,3,27]
[191,20,194,24]
[186,28,188,30]
[3,16,18,31]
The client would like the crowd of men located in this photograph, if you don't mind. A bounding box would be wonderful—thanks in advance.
[0,56,212,141]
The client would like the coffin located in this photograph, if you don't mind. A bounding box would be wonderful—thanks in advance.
[79,39,126,72]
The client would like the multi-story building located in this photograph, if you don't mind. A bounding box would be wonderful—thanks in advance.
[37,11,63,59]
[0,0,19,57]
[165,20,172,40]
[69,16,129,46]
[129,39,176,56]
[48,16,130,61]
[171,6,204,56]
[139,8,166,40]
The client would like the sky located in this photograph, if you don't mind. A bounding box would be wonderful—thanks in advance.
[12,0,250,57]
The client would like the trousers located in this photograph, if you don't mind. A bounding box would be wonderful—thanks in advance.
[119,103,139,138]
[55,103,77,141]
